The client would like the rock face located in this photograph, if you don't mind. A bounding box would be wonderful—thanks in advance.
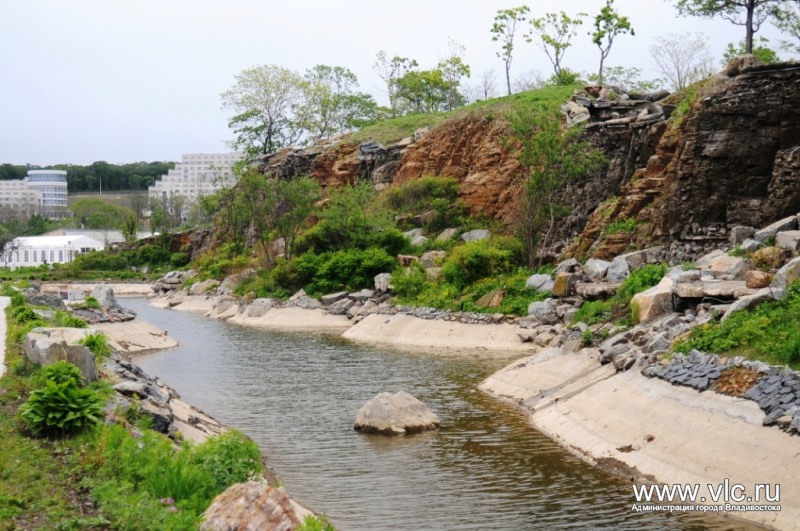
[200,482,301,531]
[354,391,440,436]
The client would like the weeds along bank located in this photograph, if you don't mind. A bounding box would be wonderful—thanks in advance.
[0,285,329,530]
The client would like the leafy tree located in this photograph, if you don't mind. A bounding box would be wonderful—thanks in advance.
[722,36,781,64]
[373,51,419,117]
[673,0,794,54]
[300,65,379,140]
[396,69,454,114]
[509,103,605,267]
[221,64,306,159]
[71,198,135,230]
[491,6,531,95]
[527,11,586,84]
[590,0,635,84]
[650,33,714,90]
[437,39,472,110]
[774,4,800,54]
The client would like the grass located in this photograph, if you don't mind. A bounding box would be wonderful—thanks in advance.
[350,85,578,145]
[674,281,800,368]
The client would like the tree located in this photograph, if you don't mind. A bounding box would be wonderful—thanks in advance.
[300,65,379,140]
[509,103,605,267]
[774,4,800,54]
[396,69,453,114]
[722,36,781,63]
[590,0,635,84]
[513,69,546,93]
[650,33,714,90]
[221,64,306,160]
[437,39,471,111]
[479,69,498,100]
[491,6,531,96]
[527,11,586,84]
[373,51,418,117]
[673,0,794,54]
[71,198,135,230]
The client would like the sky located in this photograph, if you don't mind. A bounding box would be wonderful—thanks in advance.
[0,0,792,166]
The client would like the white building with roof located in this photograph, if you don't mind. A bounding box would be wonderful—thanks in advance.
[2,235,104,269]
[148,152,243,202]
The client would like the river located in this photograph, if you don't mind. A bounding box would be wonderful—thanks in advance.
[125,299,735,530]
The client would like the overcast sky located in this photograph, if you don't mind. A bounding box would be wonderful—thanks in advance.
[1,0,792,166]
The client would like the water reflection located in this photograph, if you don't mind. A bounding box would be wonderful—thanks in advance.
[126,299,739,530]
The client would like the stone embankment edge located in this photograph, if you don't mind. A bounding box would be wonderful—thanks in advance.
[479,348,797,530]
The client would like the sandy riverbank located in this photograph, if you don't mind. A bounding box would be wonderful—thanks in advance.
[480,347,799,530]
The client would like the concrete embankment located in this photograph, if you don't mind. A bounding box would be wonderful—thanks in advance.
[41,282,154,297]
[480,347,799,530]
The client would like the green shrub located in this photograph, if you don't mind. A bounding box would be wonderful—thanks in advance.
[42,361,84,387]
[298,515,336,531]
[295,248,396,295]
[170,252,190,268]
[10,305,42,324]
[2,285,25,306]
[675,282,800,367]
[383,176,468,232]
[78,332,113,359]
[391,264,430,300]
[19,380,104,437]
[137,244,171,266]
[190,430,264,493]
[53,310,88,328]
[82,296,101,310]
[604,218,637,235]
[72,251,130,272]
[146,455,213,513]
[442,237,523,289]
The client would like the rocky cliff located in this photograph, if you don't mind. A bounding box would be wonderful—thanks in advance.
[258,60,800,262]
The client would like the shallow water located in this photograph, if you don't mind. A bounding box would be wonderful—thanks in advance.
[127,299,737,530]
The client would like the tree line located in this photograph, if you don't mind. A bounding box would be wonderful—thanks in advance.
[0,161,175,193]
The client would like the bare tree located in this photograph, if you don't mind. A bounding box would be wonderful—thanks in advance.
[650,33,715,90]
[479,69,498,99]
[513,69,546,93]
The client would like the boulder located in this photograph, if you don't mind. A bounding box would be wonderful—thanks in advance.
[397,255,419,267]
[724,54,764,76]
[740,238,764,253]
[245,298,275,318]
[200,482,301,531]
[436,228,459,241]
[349,289,375,303]
[420,250,446,269]
[729,226,755,245]
[695,249,726,269]
[327,298,355,316]
[23,332,97,383]
[525,274,554,292]
[374,273,393,294]
[321,291,348,306]
[554,258,582,275]
[575,282,621,300]
[189,279,220,296]
[411,209,437,226]
[631,277,674,323]
[475,289,504,309]
[403,228,424,240]
[745,270,772,289]
[410,235,429,247]
[91,284,118,309]
[353,391,440,435]
[721,288,777,321]
[674,280,755,300]
[753,215,798,243]
[708,255,752,280]
[772,256,800,293]
[460,229,491,242]
[290,295,322,310]
[584,258,611,282]
[606,255,630,282]
[528,298,557,320]
[551,273,579,297]
[776,230,800,252]
[113,380,170,407]
[752,246,790,269]
[218,269,256,296]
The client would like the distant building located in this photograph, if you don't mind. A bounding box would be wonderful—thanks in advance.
[148,152,243,202]
[2,235,104,269]
[0,169,69,219]
[44,228,151,245]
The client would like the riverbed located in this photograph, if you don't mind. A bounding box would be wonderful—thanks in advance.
[125,299,736,530]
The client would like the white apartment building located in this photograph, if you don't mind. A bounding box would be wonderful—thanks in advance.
[148,152,243,202]
[0,170,69,219]
[2,235,104,269]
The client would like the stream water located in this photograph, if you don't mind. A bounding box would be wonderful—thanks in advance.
[125,299,735,530]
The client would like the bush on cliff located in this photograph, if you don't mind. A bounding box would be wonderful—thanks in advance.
[384,175,469,232]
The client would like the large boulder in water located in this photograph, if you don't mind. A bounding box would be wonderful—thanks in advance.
[200,481,301,531]
[354,391,440,436]
[91,284,118,309]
